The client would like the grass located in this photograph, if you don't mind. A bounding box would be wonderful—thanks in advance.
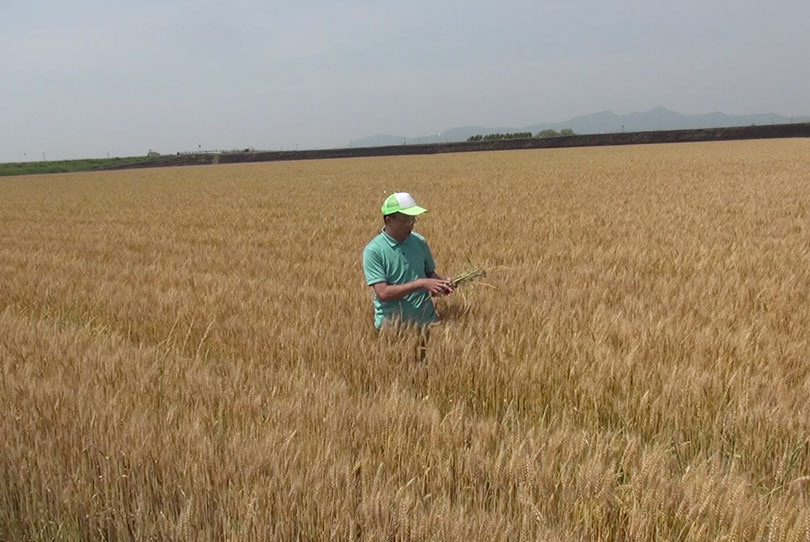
[2,140,810,540]
[0,156,156,176]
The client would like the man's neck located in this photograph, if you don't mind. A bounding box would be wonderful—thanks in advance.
[384,226,408,243]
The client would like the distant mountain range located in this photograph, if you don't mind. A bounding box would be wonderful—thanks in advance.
[349,107,810,148]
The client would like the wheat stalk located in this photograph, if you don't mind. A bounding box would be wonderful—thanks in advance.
[450,266,487,287]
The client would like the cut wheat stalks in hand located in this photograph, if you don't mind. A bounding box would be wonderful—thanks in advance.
[450,266,488,288]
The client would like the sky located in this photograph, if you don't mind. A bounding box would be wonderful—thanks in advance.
[2,0,809,162]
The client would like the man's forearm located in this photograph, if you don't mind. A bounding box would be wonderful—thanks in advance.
[375,279,425,302]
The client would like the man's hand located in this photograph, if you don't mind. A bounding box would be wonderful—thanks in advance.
[421,278,454,296]
[372,277,454,302]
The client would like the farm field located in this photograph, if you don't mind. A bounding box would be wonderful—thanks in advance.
[0,156,151,177]
[2,140,810,540]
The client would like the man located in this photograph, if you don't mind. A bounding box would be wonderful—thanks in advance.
[363,192,454,331]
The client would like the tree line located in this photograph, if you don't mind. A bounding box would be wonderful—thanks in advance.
[467,128,575,142]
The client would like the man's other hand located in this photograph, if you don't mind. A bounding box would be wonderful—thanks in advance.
[422,278,454,296]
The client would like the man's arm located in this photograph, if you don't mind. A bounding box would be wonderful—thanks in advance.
[422,238,451,287]
[372,277,453,302]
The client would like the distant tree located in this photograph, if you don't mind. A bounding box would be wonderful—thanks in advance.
[468,132,532,142]
[535,129,560,138]
[535,128,576,138]
[484,132,532,141]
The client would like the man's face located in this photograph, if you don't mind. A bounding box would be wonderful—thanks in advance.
[385,213,417,240]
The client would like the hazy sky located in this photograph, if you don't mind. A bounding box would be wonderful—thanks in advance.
[2,0,808,161]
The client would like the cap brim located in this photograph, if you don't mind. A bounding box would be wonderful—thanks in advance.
[398,206,427,216]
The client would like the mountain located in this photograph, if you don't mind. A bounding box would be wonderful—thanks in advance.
[526,107,809,134]
[349,107,810,147]
[348,134,405,147]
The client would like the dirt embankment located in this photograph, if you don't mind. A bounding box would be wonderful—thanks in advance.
[108,122,810,170]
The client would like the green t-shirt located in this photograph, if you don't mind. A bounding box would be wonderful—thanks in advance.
[362,230,438,330]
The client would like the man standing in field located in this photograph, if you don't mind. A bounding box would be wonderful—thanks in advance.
[363,192,454,331]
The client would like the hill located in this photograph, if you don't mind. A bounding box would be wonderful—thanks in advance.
[350,107,810,147]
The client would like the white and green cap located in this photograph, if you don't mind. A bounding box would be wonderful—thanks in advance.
[381,192,428,216]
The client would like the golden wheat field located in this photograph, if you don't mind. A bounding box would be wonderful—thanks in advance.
[2,139,810,541]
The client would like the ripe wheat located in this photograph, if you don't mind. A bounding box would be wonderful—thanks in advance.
[2,140,810,540]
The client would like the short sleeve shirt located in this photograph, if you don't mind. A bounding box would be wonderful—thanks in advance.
[362,230,438,329]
